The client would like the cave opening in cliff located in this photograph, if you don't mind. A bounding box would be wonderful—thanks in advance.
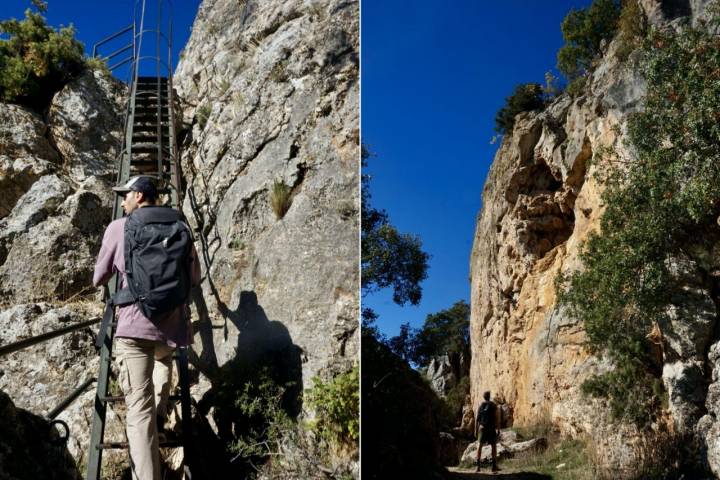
[515,160,575,258]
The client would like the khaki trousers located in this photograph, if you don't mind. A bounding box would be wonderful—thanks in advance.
[115,337,175,480]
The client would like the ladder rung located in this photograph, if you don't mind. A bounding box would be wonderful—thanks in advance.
[131,161,168,167]
[133,134,170,140]
[133,144,171,152]
[134,113,169,120]
[133,124,169,132]
[135,105,168,111]
[102,394,181,403]
[99,440,182,450]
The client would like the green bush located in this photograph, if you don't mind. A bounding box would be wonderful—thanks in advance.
[440,376,470,430]
[211,364,295,475]
[305,366,359,449]
[0,7,85,107]
[616,0,647,60]
[494,83,545,135]
[556,0,621,80]
[557,18,720,427]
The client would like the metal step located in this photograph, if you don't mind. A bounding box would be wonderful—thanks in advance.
[133,110,169,118]
[132,124,170,132]
[132,135,170,144]
[132,144,171,154]
[102,394,182,403]
[99,440,182,450]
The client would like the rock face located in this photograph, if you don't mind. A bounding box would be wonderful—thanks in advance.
[426,355,457,397]
[174,0,359,390]
[0,68,132,480]
[468,1,718,476]
[0,68,127,474]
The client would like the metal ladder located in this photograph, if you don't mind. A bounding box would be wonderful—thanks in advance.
[86,1,194,478]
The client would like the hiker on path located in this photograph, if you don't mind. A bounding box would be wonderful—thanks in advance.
[93,175,201,480]
[475,390,502,473]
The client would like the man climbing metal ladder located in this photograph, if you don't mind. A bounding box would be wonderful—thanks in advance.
[92,175,200,480]
[86,1,198,478]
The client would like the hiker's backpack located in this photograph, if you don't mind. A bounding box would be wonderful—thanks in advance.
[478,401,496,429]
[113,206,193,319]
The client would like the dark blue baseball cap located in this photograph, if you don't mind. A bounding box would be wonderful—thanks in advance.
[112,175,158,198]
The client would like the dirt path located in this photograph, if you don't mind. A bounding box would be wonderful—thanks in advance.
[446,466,552,480]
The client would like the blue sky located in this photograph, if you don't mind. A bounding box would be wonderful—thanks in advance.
[0,0,201,78]
[362,0,592,337]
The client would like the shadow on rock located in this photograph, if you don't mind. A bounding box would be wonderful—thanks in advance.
[0,390,80,479]
[191,290,303,478]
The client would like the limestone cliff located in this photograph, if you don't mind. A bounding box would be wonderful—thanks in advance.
[469,0,717,475]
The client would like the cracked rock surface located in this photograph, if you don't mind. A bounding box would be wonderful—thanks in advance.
[175,0,359,390]
[0,67,128,474]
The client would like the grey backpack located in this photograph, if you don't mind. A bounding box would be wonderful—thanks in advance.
[113,206,192,319]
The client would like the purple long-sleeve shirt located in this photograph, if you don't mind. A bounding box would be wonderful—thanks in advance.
[93,216,201,347]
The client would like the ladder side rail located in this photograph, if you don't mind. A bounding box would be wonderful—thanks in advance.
[156,0,163,179]
[86,276,120,480]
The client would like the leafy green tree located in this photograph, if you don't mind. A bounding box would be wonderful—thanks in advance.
[361,147,430,307]
[409,300,470,367]
[0,5,85,108]
[386,322,414,362]
[556,0,621,80]
[494,83,545,135]
[557,18,720,426]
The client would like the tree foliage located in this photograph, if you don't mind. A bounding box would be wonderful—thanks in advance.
[494,83,545,135]
[411,300,470,367]
[361,147,430,306]
[557,19,720,426]
[557,0,621,80]
[0,6,85,108]
[386,300,470,368]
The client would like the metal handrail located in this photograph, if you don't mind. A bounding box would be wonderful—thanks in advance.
[92,24,132,58]
[135,29,170,45]
[47,377,97,420]
[0,318,101,357]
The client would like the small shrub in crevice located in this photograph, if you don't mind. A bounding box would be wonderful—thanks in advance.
[196,103,211,130]
[494,83,545,135]
[305,366,359,452]
[270,180,292,220]
[85,56,110,76]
